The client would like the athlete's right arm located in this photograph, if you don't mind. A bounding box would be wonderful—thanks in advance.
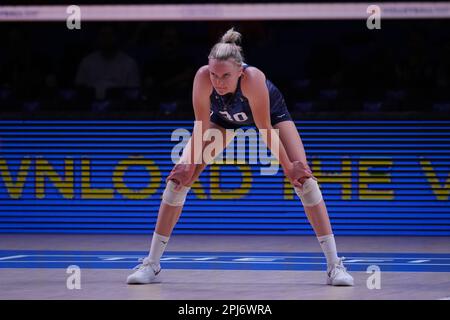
[166,66,211,190]
[190,65,212,165]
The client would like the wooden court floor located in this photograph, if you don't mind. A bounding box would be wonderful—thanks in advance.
[0,234,449,300]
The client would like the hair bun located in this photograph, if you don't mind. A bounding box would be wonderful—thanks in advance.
[221,27,242,45]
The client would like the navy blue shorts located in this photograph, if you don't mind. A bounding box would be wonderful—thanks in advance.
[210,104,293,130]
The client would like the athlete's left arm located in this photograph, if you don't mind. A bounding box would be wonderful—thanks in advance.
[241,68,294,179]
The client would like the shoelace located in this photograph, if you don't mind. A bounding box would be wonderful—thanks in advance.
[133,257,161,275]
[133,257,152,270]
[337,257,347,270]
[329,257,347,277]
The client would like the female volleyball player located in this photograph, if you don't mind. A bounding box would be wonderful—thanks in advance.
[127,28,353,286]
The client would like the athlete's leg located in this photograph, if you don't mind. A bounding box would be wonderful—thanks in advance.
[273,120,353,286]
[273,120,332,237]
[127,122,236,284]
[155,122,236,236]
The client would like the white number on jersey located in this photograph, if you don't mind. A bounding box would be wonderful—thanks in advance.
[219,110,248,122]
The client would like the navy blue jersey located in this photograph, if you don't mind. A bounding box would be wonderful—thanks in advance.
[209,64,292,129]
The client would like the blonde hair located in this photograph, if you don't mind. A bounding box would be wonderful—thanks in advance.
[208,28,244,66]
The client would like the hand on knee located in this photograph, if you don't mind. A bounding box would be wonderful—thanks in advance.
[285,161,317,188]
[294,178,323,207]
[166,163,196,191]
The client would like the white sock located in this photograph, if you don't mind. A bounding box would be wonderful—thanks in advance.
[148,232,170,266]
[317,234,339,268]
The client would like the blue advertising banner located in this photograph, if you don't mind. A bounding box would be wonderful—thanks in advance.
[0,120,449,235]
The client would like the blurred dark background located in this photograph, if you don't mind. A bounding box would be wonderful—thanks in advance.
[0,19,449,120]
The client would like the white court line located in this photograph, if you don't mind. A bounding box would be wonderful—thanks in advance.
[408,260,431,263]
[3,254,450,260]
[234,258,279,262]
[1,260,449,266]
[344,259,392,263]
[0,254,145,258]
[0,255,27,260]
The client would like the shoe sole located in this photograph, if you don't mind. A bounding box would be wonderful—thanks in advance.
[127,279,160,285]
[126,276,160,285]
[327,278,354,286]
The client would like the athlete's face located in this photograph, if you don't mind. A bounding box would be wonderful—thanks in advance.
[208,59,243,95]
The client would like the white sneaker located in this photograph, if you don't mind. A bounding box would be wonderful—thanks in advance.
[126,257,161,284]
[326,257,354,286]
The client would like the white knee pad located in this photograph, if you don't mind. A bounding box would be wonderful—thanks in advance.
[162,180,191,206]
[294,178,323,207]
